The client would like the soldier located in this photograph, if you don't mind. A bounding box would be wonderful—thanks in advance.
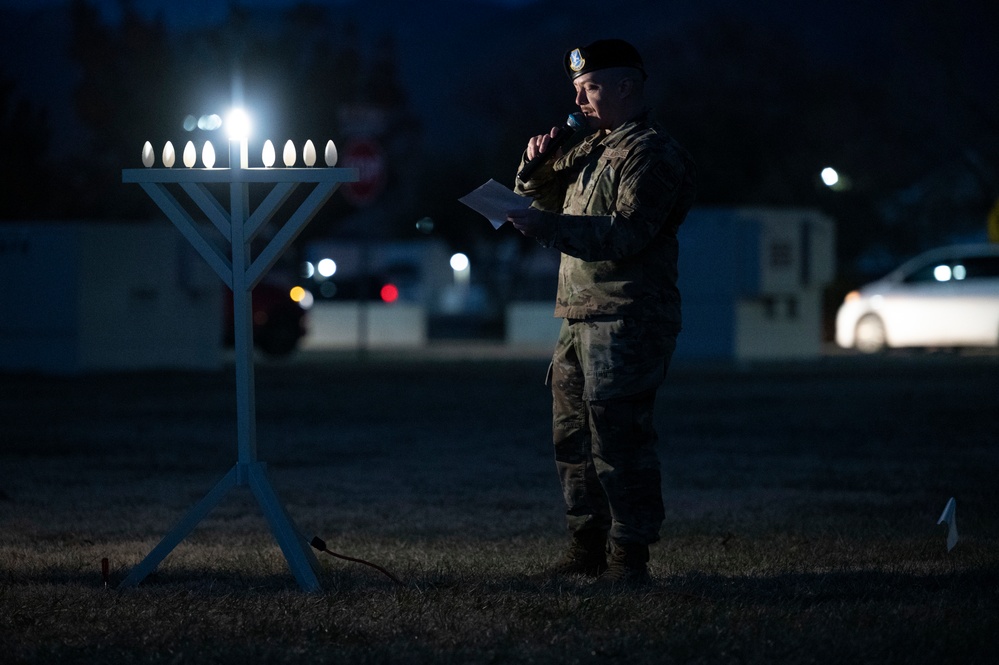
[507,39,696,586]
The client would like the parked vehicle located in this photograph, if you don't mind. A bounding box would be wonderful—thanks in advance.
[835,243,999,352]
[222,275,307,357]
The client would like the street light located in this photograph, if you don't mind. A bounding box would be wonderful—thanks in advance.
[450,252,470,286]
[821,166,851,192]
[821,167,839,187]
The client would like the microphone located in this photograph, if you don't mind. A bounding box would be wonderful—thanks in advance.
[517,112,586,182]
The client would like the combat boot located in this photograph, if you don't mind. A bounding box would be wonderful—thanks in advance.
[594,542,651,588]
[543,530,608,578]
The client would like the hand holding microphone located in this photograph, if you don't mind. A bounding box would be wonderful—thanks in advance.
[517,112,586,182]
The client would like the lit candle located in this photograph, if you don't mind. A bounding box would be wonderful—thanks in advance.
[142,141,154,168]
[183,141,196,168]
[202,141,216,169]
[262,140,276,168]
[225,109,250,169]
[163,141,176,168]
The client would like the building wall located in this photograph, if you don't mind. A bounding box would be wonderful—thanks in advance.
[676,207,836,360]
[502,207,836,361]
[302,301,427,349]
[0,222,221,373]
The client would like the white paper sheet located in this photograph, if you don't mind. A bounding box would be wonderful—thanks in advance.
[458,179,532,230]
[937,496,958,552]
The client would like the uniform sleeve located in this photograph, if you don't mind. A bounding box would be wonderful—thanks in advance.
[552,148,689,261]
[513,152,568,213]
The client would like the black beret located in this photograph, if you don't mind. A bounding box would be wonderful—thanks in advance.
[564,39,647,80]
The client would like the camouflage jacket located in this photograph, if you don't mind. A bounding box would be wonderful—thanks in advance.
[514,113,696,324]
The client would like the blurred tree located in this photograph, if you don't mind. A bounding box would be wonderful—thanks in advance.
[641,14,985,272]
[650,18,870,206]
[56,0,994,282]
[64,0,422,252]
[69,0,178,217]
[872,0,999,255]
[0,75,52,219]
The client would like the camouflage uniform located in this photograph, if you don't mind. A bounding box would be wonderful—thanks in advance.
[515,113,695,546]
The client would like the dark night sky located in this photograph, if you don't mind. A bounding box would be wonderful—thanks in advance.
[1,0,539,29]
[1,0,904,50]
[2,0,996,245]
[3,0,996,169]
[0,0,925,152]
[3,0,994,125]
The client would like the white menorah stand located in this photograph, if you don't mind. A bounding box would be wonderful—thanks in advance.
[120,134,358,592]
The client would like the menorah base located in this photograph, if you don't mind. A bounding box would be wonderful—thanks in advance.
[118,461,322,592]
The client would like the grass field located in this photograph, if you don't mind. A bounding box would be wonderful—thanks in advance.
[2,349,998,663]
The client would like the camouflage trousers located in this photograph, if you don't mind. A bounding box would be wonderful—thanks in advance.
[549,317,678,546]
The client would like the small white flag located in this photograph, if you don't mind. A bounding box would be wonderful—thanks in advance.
[937,497,958,552]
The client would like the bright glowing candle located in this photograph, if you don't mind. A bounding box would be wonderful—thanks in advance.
[142,141,154,167]
[283,140,296,167]
[303,140,316,167]
[262,140,276,168]
[183,141,196,168]
[324,140,338,167]
[202,141,216,168]
[226,108,251,141]
[162,141,176,168]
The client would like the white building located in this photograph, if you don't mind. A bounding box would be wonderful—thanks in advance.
[676,207,836,360]
[505,207,836,361]
[0,221,221,374]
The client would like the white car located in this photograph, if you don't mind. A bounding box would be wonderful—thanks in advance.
[836,243,999,353]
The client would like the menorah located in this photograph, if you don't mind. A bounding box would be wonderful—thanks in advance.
[120,116,358,592]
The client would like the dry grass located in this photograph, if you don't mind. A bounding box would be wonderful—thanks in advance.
[2,350,998,663]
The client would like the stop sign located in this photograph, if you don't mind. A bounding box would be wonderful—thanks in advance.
[341,139,386,206]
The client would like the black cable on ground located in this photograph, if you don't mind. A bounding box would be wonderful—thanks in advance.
[310,536,404,586]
